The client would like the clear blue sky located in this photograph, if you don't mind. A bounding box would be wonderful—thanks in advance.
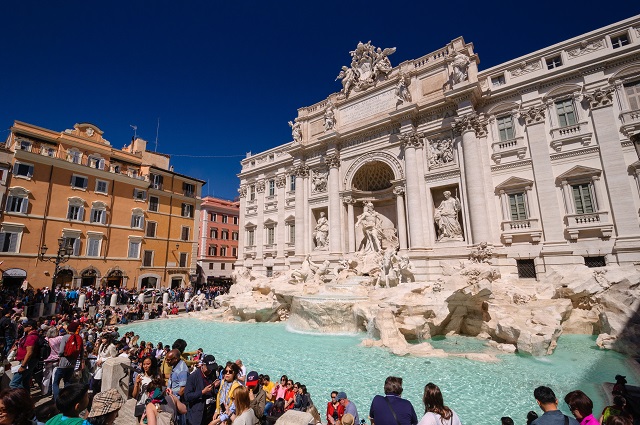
[1,2,638,200]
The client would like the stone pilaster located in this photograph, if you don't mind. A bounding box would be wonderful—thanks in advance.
[293,164,309,255]
[325,153,342,253]
[343,196,357,253]
[276,175,287,258]
[236,185,247,265]
[521,105,567,243]
[255,179,265,260]
[398,131,426,248]
[454,114,491,243]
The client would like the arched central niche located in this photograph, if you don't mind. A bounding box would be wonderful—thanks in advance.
[351,161,394,191]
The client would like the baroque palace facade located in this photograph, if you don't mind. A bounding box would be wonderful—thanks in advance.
[237,15,640,279]
[0,121,204,290]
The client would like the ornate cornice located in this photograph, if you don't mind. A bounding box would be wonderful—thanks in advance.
[520,105,546,126]
[424,169,460,183]
[550,146,600,161]
[584,86,615,109]
[490,159,532,172]
[325,153,341,168]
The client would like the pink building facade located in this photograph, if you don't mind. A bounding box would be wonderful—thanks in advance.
[198,197,239,283]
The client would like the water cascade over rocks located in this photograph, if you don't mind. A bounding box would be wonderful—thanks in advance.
[220,255,640,358]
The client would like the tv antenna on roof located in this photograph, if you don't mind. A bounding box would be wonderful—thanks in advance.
[130,125,138,139]
[155,118,160,152]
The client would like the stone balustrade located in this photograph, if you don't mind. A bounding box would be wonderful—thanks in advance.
[500,218,542,244]
[565,211,613,240]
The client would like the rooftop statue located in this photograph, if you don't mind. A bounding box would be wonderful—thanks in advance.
[288,120,302,143]
[336,41,396,99]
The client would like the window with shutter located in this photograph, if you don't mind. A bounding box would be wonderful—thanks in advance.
[179,253,188,267]
[508,193,527,220]
[128,241,140,258]
[181,227,190,241]
[555,99,577,127]
[625,80,640,111]
[572,183,594,214]
[143,250,153,267]
[146,222,157,237]
[497,115,515,141]
[149,196,159,212]
[87,239,100,257]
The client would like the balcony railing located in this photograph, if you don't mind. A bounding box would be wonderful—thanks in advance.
[491,136,527,163]
[549,122,592,151]
[500,218,542,244]
[565,211,613,240]
[619,108,640,138]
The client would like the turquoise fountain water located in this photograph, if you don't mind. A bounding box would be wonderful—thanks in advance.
[124,318,638,425]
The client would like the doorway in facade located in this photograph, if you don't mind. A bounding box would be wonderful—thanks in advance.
[55,269,74,289]
[1,268,26,293]
[81,269,98,287]
[141,277,158,290]
[106,270,124,288]
[171,278,182,289]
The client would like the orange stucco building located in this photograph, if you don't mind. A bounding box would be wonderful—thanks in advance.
[0,121,205,290]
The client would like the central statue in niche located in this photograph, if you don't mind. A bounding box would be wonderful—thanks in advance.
[355,201,384,252]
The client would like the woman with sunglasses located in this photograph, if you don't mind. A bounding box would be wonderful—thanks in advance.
[284,380,296,411]
[211,362,242,425]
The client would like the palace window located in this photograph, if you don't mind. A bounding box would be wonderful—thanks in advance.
[6,187,29,214]
[232,247,237,257]
[41,146,56,157]
[95,180,108,194]
[71,175,88,190]
[208,263,213,270]
[0,223,24,253]
[220,247,227,256]
[221,230,228,240]
[149,196,159,212]
[289,175,296,192]
[143,250,154,267]
[266,226,275,245]
[134,188,147,201]
[183,182,195,197]
[208,245,217,256]
[67,198,85,221]
[611,33,630,49]
[232,231,238,241]
[13,162,34,179]
[181,203,194,218]
[222,215,228,224]
[150,173,164,190]
[146,221,157,238]
[179,252,188,267]
[86,235,102,257]
[181,226,190,241]
[221,263,226,270]
[18,140,32,152]
[269,179,275,196]
[131,210,144,229]
[210,213,217,222]
[516,259,537,279]
[497,115,515,141]
[90,202,107,224]
[249,185,256,201]
[87,155,105,170]
[491,75,506,87]
[233,216,238,225]
[67,149,82,164]
[509,193,528,221]
[210,228,218,239]
[128,238,141,259]
[286,219,295,244]
[546,55,562,70]
[555,99,577,127]
[572,183,595,214]
[624,80,640,111]
[247,229,255,246]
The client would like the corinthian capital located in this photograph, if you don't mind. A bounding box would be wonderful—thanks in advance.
[520,105,546,125]
[325,153,341,168]
[453,114,487,137]
[583,86,615,109]
[292,164,309,178]
[255,180,266,193]
[238,185,247,198]
[342,196,357,205]
[276,175,287,188]
[398,131,424,148]
[393,186,405,196]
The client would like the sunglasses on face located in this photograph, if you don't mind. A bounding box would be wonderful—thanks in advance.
[224,370,233,374]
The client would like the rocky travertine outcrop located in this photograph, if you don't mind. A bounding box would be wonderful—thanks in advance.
[218,261,640,358]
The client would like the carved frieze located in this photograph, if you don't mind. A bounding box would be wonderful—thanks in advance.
[311,169,328,193]
[520,105,546,125]
[238,185,247,198]
[427,137,454,168]
[583,86,615,109]
[325,153,341,168]
[567,39,605,59]
[255,180,266,193]
[509,60,542,78]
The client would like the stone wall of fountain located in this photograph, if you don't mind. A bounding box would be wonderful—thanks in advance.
[219,248,640,358]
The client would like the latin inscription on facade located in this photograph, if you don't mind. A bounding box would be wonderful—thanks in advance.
[340,89,394,125]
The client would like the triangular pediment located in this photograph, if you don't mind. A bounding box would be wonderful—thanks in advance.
[557,165,601,180]
[495,176,533,191]
[245,221,256,228]
[264,218,277,225]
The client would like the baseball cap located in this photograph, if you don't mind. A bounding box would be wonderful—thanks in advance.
[202,355,217,368]
[246,371,259,387]
[336,392,347,401]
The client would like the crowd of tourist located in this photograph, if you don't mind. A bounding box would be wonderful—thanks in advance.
[0,284,636,425]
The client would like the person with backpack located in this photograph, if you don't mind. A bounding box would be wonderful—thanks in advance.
[9,319,39,389]
[52,321,84,400]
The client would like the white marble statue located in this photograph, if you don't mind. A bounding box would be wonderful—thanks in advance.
[355,201,384,252]
[396,255,415,283]
[450,53,470,85]
[288,120,302,143]
[313,212,329,250]
[289,254,318,284]
[337,41,396,99]
[435,191,463,242]
[395,73,411,105]
[324,101,336,131]
[377,249,398,288]
[469,242,493,264]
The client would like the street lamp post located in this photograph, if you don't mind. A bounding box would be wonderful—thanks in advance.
[39,237,72,304]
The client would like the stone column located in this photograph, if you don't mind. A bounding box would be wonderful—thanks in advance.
[399,132,425,248]
[585,87,640,237]
[394,186,408,250]
[255,180,265,260]
[525,186,536,219]
[326,153,342,253]
[521,105,567,242]
[499,190,509,221]
[293,165,308,255]
[237,186,247,265]
[454,115,491,243]
[276,175,287,258]
[561,181,574,214]
[343,196,356,253]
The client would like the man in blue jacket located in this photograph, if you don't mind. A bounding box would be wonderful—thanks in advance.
[185,355,220,425]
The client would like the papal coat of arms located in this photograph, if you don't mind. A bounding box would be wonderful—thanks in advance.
[335,41,396,99]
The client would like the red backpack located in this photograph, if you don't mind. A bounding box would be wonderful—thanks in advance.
[63,334,83,358]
